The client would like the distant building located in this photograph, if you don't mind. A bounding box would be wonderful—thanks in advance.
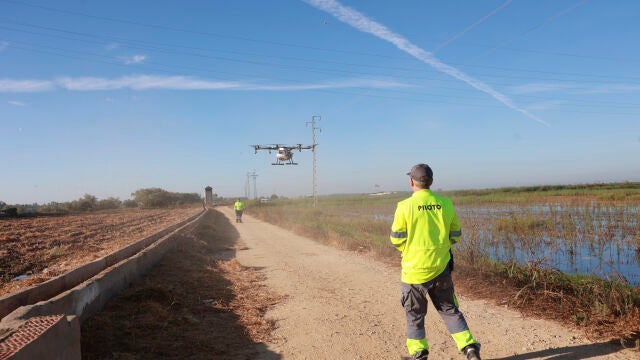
[204,186,214,205]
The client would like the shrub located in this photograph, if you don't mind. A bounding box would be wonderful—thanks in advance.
[131,188,202,208]
[122,199,138,208]
[97,197,122,210]
[1,207,18,217]
[69,194,98,212]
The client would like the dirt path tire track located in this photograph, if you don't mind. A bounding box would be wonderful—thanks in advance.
[219,207,634,360]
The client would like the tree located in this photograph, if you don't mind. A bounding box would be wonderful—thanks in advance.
[71,194,98,212]
[97,197,122,210]
[131,188,171,208]
[131,188,201,208]
[38,202,68,215]
[1,207,18,217]
[122,199,138,208]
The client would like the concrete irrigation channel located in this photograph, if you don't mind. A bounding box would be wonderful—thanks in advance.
[0,209,206,360]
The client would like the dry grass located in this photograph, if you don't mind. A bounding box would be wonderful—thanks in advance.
[452,263,640,349]
[247,198,640,348]
[80,210,283,360]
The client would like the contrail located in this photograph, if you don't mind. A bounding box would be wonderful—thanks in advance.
[303,0,549,126]
[433,0,513,53]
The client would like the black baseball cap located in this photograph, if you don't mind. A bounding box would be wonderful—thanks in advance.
[407,163,433,182]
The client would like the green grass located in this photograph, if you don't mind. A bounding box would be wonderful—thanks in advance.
[440,181,640,204]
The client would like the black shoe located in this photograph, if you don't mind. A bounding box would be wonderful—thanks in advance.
[410,349,428,360]
[463,344,481,360]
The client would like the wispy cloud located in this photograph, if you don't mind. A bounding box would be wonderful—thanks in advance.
[1,75,408,92]
[525,100,566,111]
[119,54,147,65]
[246,78,411,91]
[303,0,548,126]
[57,75,241,91]
[511,83,575,94]
[581,84,640,94]
[0,41,8,52]
[105,42,119,51]
[8,100,27,106]
[512,82,640,95]
[0,79,54,92]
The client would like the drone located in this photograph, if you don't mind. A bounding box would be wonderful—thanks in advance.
[251,144,315,165]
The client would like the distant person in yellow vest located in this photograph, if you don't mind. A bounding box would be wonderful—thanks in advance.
[390,164,481,360]
[234,199,246,223]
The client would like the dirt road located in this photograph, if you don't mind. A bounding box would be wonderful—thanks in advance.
[218,207,634,360]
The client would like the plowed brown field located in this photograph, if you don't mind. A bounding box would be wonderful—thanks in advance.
[0,207,202,297]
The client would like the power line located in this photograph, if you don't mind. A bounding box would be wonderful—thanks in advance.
[0,0,404,58]
[2,15,640,116]
[5,26,633,99]
[4,41,639,117]
[5,44,640,116]
[4,18,640,96]
[2,18,639,85]
[2,0,638,64]
[479,0,589,59]
[433,0,513,53]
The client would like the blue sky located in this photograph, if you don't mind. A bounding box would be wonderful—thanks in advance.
[1,0,639,204]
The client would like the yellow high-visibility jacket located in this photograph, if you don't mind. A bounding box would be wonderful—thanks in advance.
[390,189,461,284]
[234,201,245,211]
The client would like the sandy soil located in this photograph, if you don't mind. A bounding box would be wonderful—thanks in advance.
[216,207,636,360]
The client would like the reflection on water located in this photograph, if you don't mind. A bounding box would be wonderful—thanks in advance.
[458,204,640,286]
[376,204,640,286]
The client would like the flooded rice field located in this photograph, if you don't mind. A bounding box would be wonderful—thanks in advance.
[457,204,640,286]
[371,203,639,286]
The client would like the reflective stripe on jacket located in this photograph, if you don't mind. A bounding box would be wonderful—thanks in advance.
[390,189,461,284]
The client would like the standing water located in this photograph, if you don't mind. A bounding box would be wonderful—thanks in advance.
[456,204,640,286]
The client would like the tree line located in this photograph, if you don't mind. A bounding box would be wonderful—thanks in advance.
[0,188,202,216]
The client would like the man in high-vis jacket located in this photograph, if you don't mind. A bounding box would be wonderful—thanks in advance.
[390,164,481,360]
[234,199,245,223]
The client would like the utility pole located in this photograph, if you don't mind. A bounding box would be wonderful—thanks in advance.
[306,115,321,207]
[248,170,258,200]
[245,172,250,198]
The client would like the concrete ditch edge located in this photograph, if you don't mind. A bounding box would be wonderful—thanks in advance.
[0,208,208,359]
[0,209,205,320]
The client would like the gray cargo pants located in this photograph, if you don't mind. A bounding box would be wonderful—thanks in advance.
[401,268,471,340]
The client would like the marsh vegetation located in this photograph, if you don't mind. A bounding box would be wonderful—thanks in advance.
[247,182,640,344]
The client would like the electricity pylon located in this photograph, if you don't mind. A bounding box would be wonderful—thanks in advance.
[306,116,321,207]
